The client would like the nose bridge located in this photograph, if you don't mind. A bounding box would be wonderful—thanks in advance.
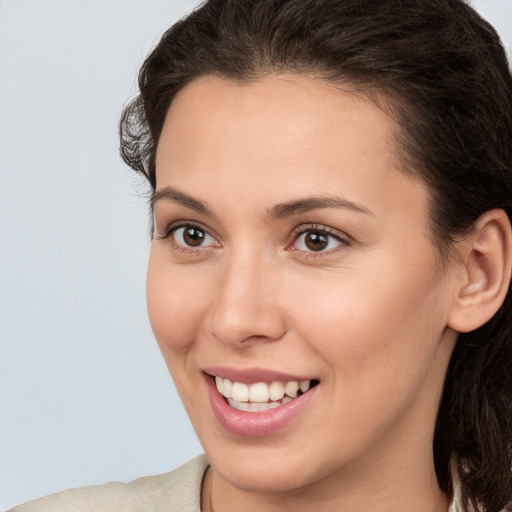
[208,247,286,347]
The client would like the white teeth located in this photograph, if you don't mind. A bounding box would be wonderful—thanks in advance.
[269,381,285,401]
[215,376,223,393]
[284,381,299,398]
[231,382,249,402]
[228,399,250,411]
[249,382,269,403]
[250,401,274,412]
[215,376,314,412]
[299,380,310,393]
[222,378,233,399]
[228,398,287,412]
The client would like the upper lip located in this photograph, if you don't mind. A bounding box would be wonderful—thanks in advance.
[203,366,316,384]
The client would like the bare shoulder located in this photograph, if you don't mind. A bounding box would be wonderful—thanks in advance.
[9,455,209,512]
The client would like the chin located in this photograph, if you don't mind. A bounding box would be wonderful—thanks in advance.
[202,435,339,494]
[212,455,314,493]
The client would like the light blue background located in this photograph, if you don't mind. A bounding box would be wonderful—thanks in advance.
[0,0,511,509]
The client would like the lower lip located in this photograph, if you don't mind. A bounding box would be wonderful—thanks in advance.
[205,376,318,437]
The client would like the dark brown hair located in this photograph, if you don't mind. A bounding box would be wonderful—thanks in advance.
[120,1,512,510]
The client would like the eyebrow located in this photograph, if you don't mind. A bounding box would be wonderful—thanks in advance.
[152,186,372,219]
[152,186,212,216]
[267,196,373,220]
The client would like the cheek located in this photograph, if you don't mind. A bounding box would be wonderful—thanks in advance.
[146,250,210,354]
[289,253,448,385]
[288,265,450,455]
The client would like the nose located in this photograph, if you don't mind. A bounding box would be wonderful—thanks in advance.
[207,251,287,348]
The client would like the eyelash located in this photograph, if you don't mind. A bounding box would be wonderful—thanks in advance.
[157,221,350,256]
[288,224,350,257]
[157,222,219,255]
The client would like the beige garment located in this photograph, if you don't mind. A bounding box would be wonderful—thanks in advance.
[9,455,209,512]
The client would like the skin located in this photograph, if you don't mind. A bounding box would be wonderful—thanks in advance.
[147,74,461,511]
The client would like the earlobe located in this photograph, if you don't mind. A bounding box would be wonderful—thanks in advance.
[448,209,512,334]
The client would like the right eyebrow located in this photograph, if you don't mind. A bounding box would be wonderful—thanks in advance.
[151,186,212,216]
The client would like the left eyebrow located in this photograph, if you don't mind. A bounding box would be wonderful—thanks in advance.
[267,196,373,221]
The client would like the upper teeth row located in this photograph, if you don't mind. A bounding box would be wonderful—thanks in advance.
[215,377,311,402]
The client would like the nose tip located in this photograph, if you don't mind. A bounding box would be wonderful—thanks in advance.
[207,260,287,348]
[210,309,287,347]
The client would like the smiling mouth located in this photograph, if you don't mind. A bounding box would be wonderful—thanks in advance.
[212,375,320,413]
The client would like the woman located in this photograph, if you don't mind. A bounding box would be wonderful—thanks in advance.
[12,0,512,511]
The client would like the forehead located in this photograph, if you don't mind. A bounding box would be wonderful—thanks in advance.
[154,73,429,229]
[157,73,401,181]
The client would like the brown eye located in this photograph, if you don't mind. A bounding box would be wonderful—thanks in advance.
[304,232,329,251]
[183,227,205,246]
[294,228,345,253]
[172,225,216,248]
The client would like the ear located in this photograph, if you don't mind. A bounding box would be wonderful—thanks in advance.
[448,209,512,333]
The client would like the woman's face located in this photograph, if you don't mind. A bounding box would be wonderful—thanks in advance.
[148,74,459,494]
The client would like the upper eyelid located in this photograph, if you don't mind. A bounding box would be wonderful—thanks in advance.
[157,220,211,239]
[290,223,350,242]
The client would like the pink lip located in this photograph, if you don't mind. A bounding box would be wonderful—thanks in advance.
[203,366,313,384]
[204,373,318,437]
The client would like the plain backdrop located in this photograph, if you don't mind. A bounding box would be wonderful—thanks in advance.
[0,0,511,509]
